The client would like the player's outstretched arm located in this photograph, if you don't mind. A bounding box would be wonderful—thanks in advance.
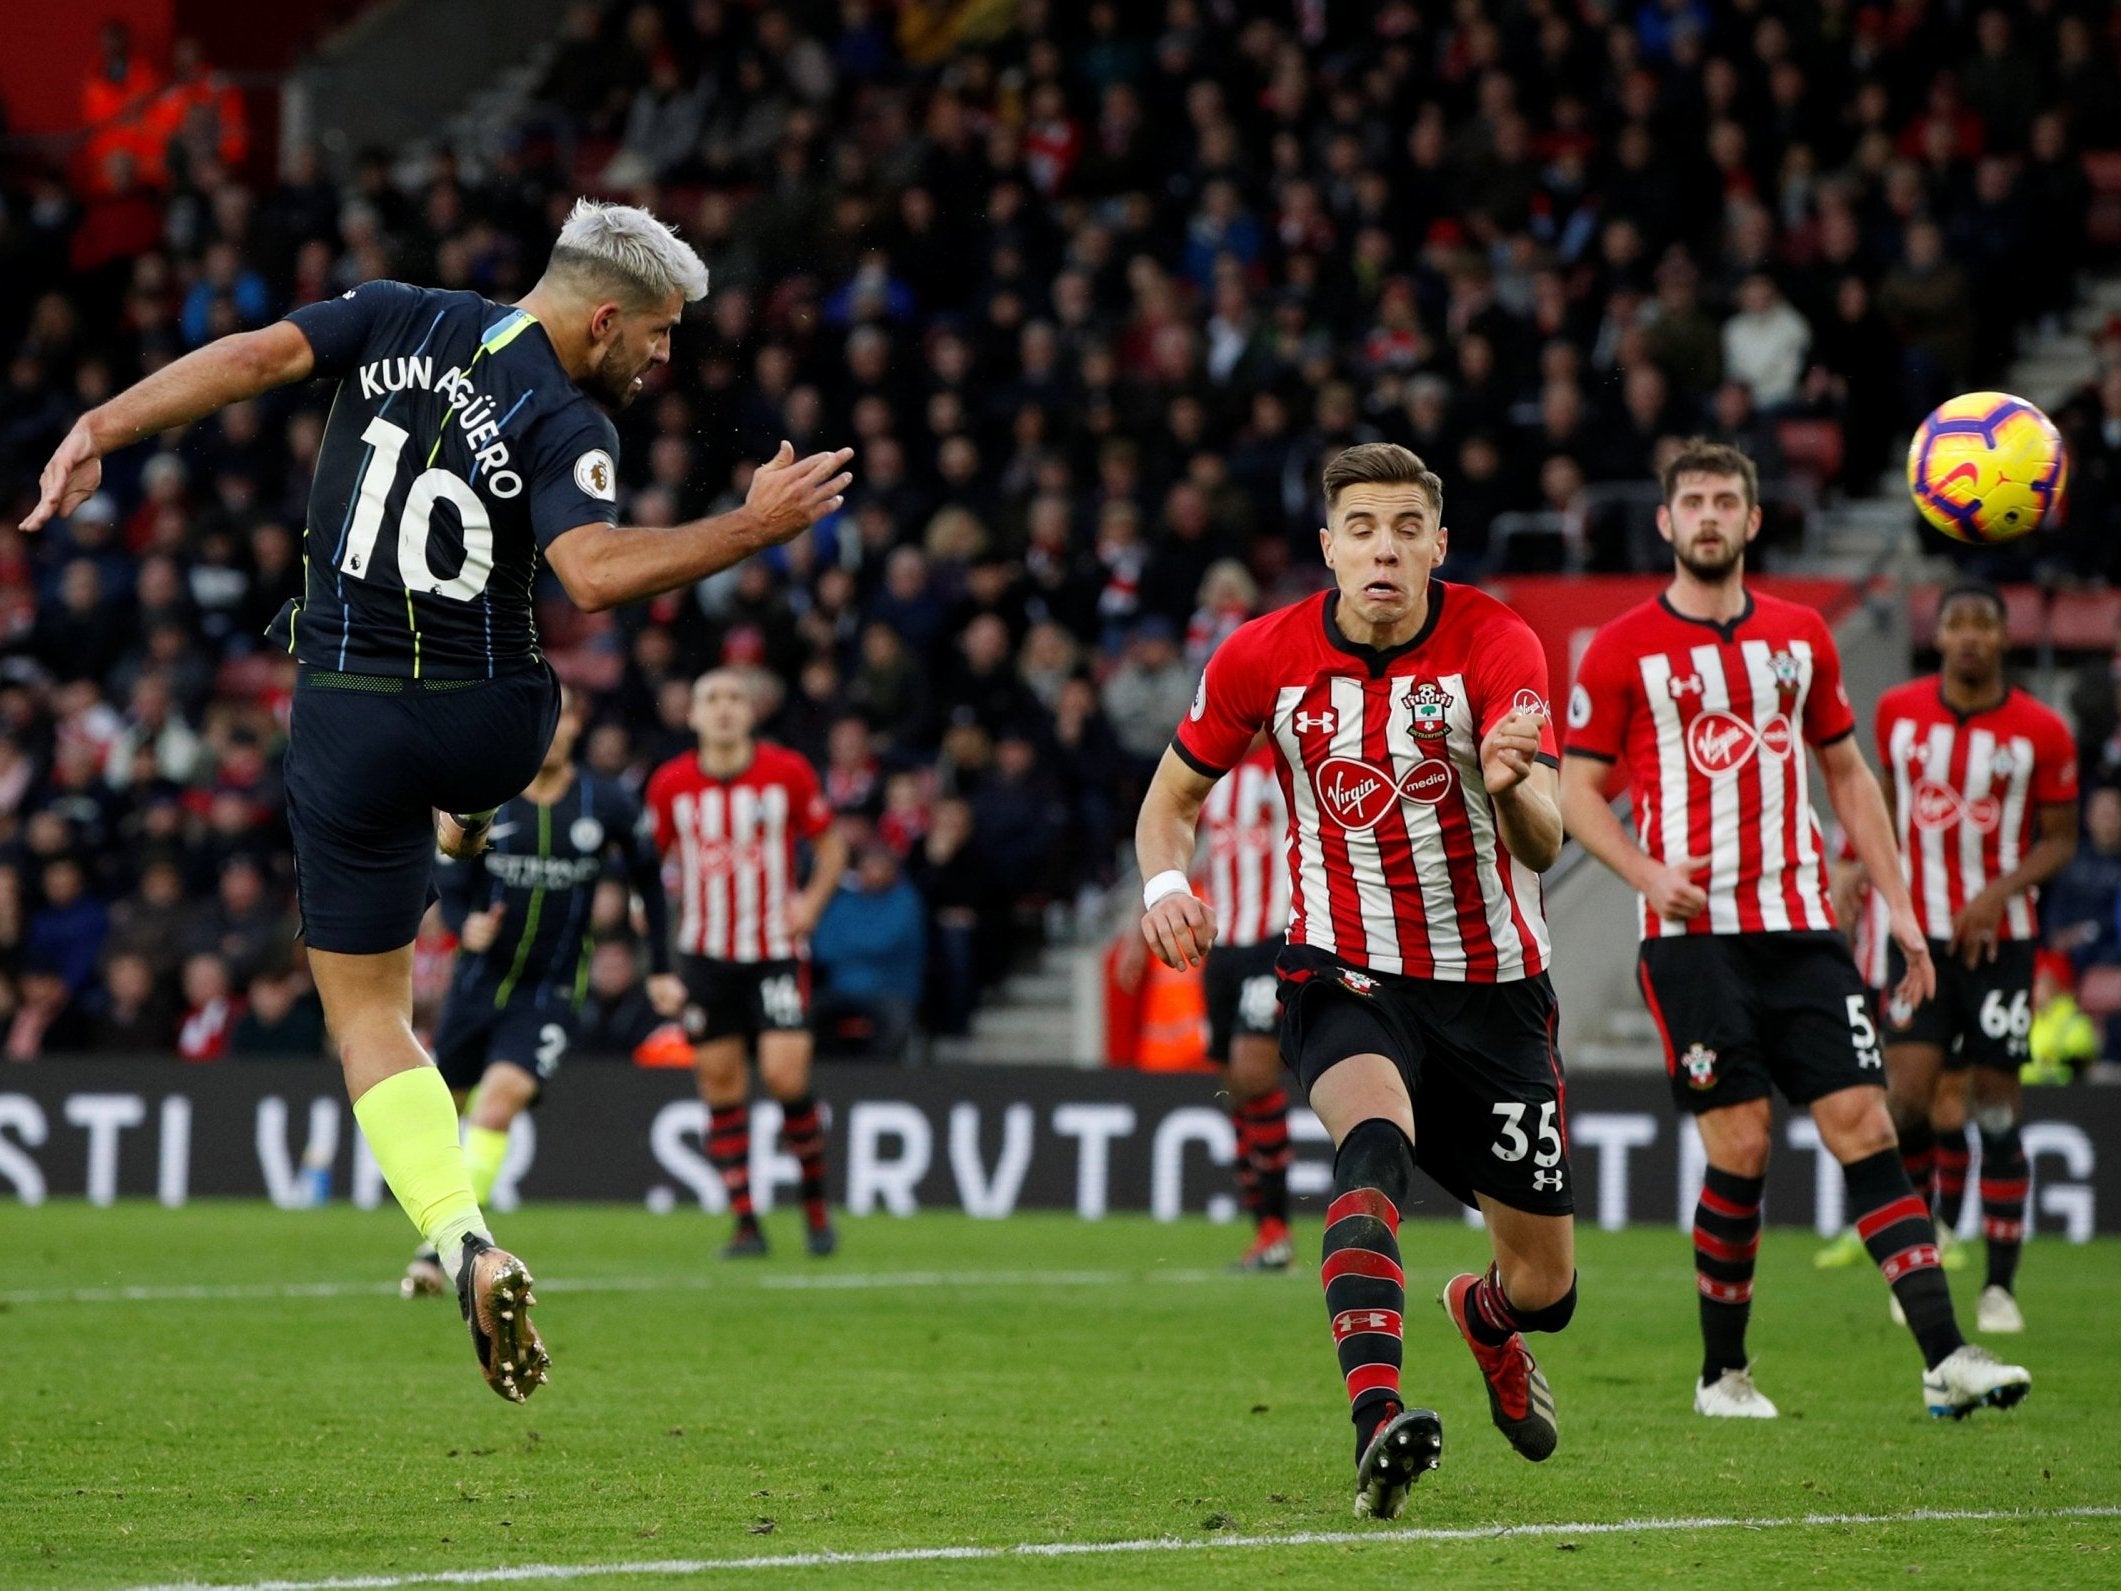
[543,440,853,613]
[1558,753,1709,921]
[1135,748,1219,970]
[1816,736,1935,1005]
[21,322,317,531]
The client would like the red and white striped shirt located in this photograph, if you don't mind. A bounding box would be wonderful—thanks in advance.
[1565,591,1852,939]
[1200,742,1290,948]
[1175,584,1557,982]
[1875,679,2077,943]
[645,740,834,963]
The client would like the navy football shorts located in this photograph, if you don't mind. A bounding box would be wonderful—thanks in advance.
[284,664,560,955]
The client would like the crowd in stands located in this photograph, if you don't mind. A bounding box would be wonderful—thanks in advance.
[0,0,2116,1062]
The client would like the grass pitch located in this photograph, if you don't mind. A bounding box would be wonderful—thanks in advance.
[3,1204,2116,1589]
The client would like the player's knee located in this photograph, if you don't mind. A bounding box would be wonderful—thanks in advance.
[1712,1131,1771,1179]
[1974,1102,2018,1137]
[1885,1089,1928,1133]
[1333,1116,1416,1209]
[1829,1109,1898,1165]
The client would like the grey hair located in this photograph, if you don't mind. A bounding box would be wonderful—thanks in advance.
[548,196,709,305]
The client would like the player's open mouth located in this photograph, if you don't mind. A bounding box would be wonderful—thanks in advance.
[1365,580,1400,598]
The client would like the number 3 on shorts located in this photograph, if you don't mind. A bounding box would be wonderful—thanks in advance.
[1846,994,1882,1069]
[1491,1101,1562,1166]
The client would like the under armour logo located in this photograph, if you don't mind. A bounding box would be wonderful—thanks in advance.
[1331,1307,1402,1341]
[1293,711,1336,733]
[1533,1169,1564,1192]
[1668,674,1704,699]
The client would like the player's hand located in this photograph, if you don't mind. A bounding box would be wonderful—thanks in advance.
[1642,854,1712,923]
[744,440,855,545]
[459,904,505,954]
[1888,902,1937,1009]
[646,973,687,1017]
[1143,891,1215,971]
[785,892,825,938]
[1479,711,1544,795]
[21,420,104,532]
[1948,887,2008,969]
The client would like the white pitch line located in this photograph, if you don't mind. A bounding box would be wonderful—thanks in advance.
[122,1506,2121,1591]
[0,1267,1231,1308]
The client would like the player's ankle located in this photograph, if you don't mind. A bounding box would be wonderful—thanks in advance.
[1353,1397,1401,1456]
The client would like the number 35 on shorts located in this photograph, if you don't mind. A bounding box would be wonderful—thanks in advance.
[1490,1101,1563,1167]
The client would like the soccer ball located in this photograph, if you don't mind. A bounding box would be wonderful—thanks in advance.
[1906,391,2068,544]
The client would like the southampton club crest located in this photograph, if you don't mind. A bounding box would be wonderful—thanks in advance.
[1681,1042,1718,1091]
[1767,649,1802,703]
[1403,680,1452,740]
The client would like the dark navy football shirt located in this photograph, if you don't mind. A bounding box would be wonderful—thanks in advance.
[274,281,620,678]
[436,771,671,1009]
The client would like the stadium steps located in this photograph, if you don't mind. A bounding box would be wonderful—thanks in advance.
[286,0,573,166]
[2009,274,2121,411]
[928,952,1095,1068]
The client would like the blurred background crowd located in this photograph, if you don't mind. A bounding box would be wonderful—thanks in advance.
[1,0,2119,1065]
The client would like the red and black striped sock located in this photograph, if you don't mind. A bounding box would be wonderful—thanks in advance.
[1848,1148,1963,1368]
[1324,1186,1404,1456]
[1899,1119,1936,1208]
[1238,1087,1292,1227]
[1694,1165,1764,1381]
[1978,1124,2028,1293]
[707,1102,756,1225]
[779,1095,830,1230]
[1459,1265,1520,1347]
[1228,1106,1262,1218]
[1933,1127,1971,1232]
[1460,1262,1578,1347]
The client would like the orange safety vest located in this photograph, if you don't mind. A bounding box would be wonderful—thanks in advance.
[1125,955,1212,1073]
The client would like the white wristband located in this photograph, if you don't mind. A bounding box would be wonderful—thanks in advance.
[1143,869,1193,910]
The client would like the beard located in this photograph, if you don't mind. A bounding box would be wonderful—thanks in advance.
[1675,536,1744,581]
[583,344,646,407]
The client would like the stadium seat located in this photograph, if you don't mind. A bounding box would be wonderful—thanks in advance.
[1775,419,1844,492]
[2048,591,2121,655]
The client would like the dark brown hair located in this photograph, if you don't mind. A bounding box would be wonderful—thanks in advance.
[1321,441,1444,518]
[1660,438,1759,510]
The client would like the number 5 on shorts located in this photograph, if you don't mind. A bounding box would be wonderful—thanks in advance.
[1846,994,1882,1069]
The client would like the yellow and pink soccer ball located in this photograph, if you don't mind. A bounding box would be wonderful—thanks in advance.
[1906,391,2068,544]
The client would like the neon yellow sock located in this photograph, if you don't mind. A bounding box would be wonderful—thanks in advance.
[463,1124,511,1207]
[353,1066,490,1273]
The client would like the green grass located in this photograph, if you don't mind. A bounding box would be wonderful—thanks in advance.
[1,1205,2116,1589]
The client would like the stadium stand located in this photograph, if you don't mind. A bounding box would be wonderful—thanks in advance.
[0,0,2116,1063]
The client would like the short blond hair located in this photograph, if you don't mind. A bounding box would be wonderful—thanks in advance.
[548,197,709,305]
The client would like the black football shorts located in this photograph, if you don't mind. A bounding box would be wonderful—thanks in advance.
[1883,937,2035,1072]
[1276,943,1573,1217]
[1637,930,1885,1113]
[434,984,578,1097]
[680,955,811,1043]
[284,664,559,955]
[1204,939,1282,1063]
